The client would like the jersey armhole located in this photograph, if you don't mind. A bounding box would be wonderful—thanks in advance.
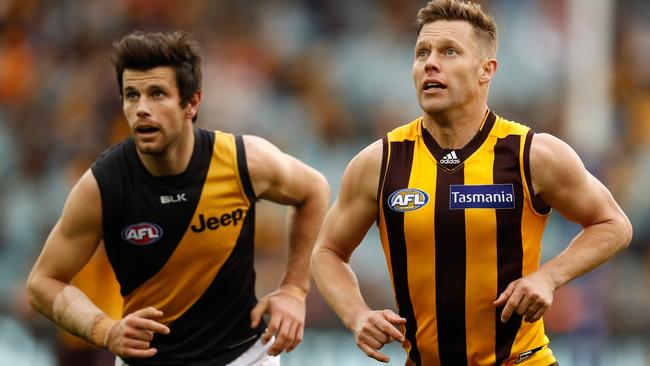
[376,137,389,225]
[235,135,257,204]
[90,150,118,214]
[523,130,551,215]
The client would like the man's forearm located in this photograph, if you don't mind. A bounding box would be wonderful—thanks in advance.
[28,277,115,347]
[312,247,371,330]
[541,219,631,289]
[281,186,330,294]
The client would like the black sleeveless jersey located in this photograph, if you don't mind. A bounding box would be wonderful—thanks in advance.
[91,128,264,366]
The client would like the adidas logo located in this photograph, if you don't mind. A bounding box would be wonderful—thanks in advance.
[440,151,460,164]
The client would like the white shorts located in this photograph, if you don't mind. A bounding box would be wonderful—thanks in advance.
[114,336,280,366]
[226,336,280,366]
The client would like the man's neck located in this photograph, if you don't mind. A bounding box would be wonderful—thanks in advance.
[137,127,195,177]
[422,104,488,149]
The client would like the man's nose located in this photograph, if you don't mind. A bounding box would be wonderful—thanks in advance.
[424,54,440,73]
[136,97,151,118]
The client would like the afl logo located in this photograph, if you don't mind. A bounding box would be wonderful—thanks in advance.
[121,223,163,246]
[388,188,429,212]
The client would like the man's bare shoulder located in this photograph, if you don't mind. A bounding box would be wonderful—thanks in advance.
[340,140,384,200]
[530,133,584,175]
[60,170,103,232]
[242,134,270,160]
[347,139,383,177]
[240,135,280,194]
[529,133,587,199]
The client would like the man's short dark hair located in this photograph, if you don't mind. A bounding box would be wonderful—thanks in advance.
[112,31,202,121]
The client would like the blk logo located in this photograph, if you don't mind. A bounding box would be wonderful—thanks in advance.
[160,193,187,204]
[121,223,163,245]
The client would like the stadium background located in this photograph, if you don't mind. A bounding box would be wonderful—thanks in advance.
[0,0,649,365]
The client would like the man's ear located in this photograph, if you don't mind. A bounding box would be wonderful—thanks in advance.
[480,58,498,83]
[185,90,202,120]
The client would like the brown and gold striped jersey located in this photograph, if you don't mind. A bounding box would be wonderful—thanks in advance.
[377,111,556,366]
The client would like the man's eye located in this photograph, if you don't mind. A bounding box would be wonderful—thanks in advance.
[417,49,429,57]
[445,48,457,56]
[153,91,165,98]
[126,92,139,100]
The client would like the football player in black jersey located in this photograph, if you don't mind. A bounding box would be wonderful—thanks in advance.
[27,31,330,366]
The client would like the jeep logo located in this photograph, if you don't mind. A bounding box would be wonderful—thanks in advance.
[191,208,244,233]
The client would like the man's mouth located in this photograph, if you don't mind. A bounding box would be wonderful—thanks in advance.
[135,126,160,134]
[423,81,447,91]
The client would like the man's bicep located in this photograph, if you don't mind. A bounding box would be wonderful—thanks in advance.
[318,194,378,262]
[317,143,382,261]
[31,171,103,283]
[532,134,617,226]
[546,171,621,228]
[244,135,326,204]
[267,153,327,205]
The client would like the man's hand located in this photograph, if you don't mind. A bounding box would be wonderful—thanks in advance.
[250,286,306,356]
[352,309,406,363]
[106,307,171,359]
[493,271,556,323]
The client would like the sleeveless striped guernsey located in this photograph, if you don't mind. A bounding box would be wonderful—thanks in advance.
[91,129,264,365]
[377,111,556,366]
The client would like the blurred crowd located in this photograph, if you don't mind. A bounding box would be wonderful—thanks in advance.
[1,0,649,364]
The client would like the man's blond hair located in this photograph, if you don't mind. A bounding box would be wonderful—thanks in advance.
[416,0,498,57]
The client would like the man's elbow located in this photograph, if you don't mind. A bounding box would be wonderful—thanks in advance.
[310,243,341,283]
[311,170,331,203]
[312,241,349,268]
[616,214,633,251]
[310,245,323,272]
[605,212,633,254]
[25,273,42,312]
[301,170,331,210]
